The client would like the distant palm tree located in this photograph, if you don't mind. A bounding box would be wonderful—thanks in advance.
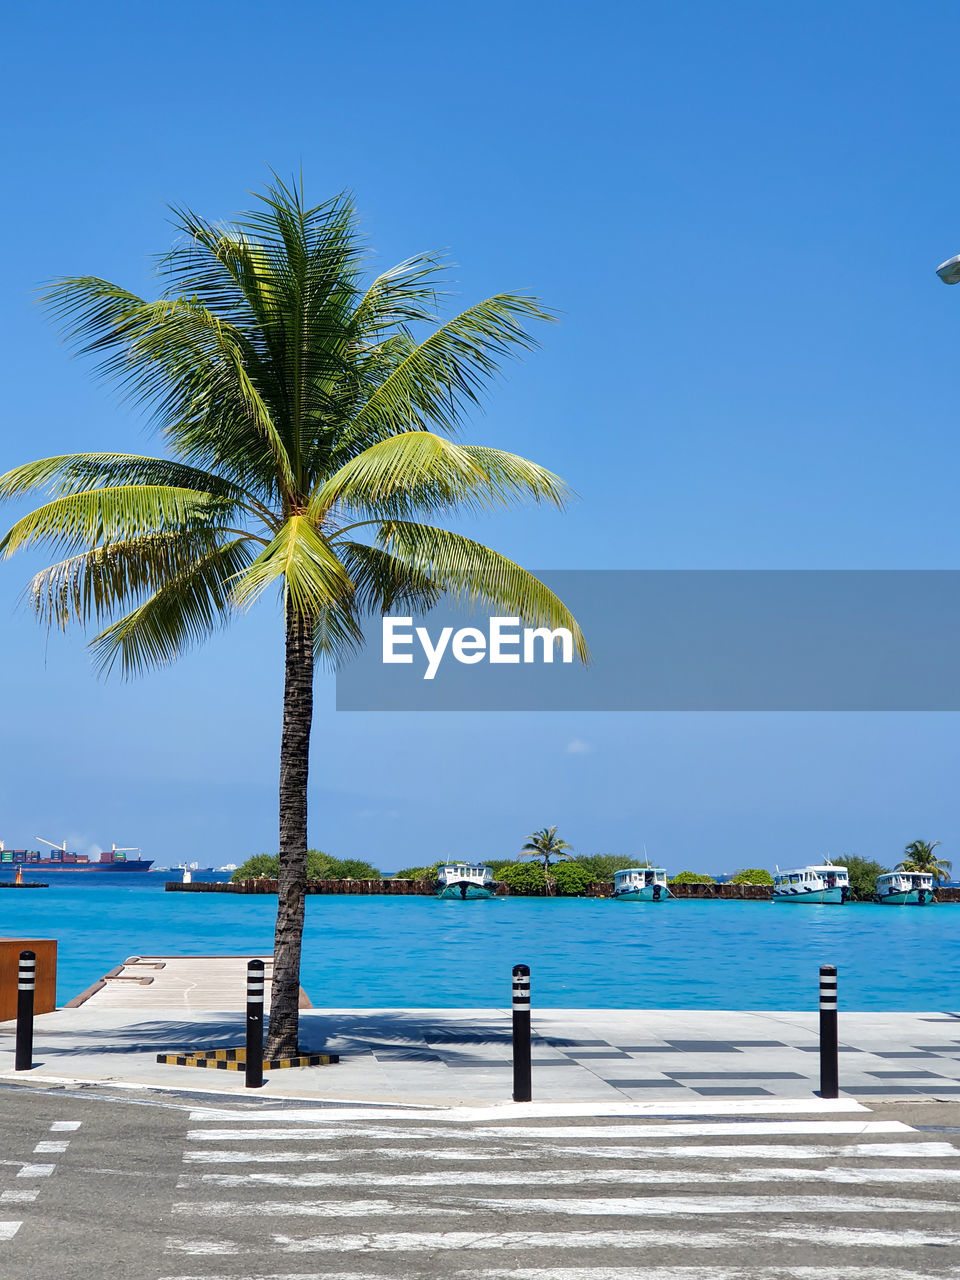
[520,826,573,895]
[0,178,586,1056]
[897,840,951,884]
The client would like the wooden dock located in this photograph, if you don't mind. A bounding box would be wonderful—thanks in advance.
[64,954,310,1014]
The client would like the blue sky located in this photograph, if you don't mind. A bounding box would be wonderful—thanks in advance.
[1,0,958,872]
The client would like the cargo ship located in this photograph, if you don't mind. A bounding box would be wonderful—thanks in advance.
[0,840,153,873]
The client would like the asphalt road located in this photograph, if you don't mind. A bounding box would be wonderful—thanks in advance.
[2,1083,960,1279]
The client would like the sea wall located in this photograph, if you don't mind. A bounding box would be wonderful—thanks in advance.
[167,879,960,901]
[168,878,774,899]
[662,882,773,900]
[166,878,435,895]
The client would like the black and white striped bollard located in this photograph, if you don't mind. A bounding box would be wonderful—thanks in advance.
[15,950,36,1071]
[246,959,265,1089]
[819,964,839,1099]
[512,963,532,1103]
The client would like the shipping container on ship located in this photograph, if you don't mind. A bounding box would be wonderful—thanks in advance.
[0,840,153,873]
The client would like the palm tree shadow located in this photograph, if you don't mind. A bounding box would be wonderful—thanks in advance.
[298,1009,580,1061]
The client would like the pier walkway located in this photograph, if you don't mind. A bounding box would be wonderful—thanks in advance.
[62,954,279,1014]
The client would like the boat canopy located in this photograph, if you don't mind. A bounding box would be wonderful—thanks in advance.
[774,865,849,885]
[614,867,669,886]
[438,863,494,880]
[877,871,934,889]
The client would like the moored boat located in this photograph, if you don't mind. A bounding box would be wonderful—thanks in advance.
[612,867,671,901]
[435,863,498,899]
[875,871,936,905]
[773,864,849,904]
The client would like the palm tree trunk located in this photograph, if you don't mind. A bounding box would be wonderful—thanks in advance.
[266,606,314,1058]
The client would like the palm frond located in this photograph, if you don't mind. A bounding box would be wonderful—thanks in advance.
[166,184,367,478]
[26,531,232,630]
[312,433,570,519]
[376,521,589,662]
[339,294,555,451]
[335,540,441,614]
[43,281,296,497]
[350,253,448,335]
[311,604,368,668]
[90,538,255,676]
[0,485,233,557]
[232,515,353,617]
[0,453,246,502]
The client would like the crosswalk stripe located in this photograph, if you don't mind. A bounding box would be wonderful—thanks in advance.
[181,1139,955,1164]
[173,1164,960,1190]
[157,1269,960,1280]
[48,1121,81,1132]
[0,1190,39,1204]
[186,1120,911,1142]
[160,1273,382,1279]
[470,1269,960,1279]
[461,1122,914,1138]
[470,1193,959,1215]
[188,1099,869,1122]
[0,1223,22,1242]
[174,1199,459,1218]
[16,1164,54,1178]
[171,1189,956,1214]
[166,1226,960,1254]
[537,1140,956,1160]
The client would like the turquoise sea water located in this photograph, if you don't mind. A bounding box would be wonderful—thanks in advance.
[2,874,958,1010]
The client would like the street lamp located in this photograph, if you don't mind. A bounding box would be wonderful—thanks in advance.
[936,254,960,284]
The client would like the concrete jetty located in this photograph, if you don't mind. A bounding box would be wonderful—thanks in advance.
[63,954,288,1014]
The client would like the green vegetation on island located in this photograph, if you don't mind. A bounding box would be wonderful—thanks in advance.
[729,868,774,885]
[572,854,639,880]
[841,855,889,901]
[232,851,381,882]
[229,836,949,901]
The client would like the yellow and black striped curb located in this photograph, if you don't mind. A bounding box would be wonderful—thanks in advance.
[156,1047,338,1070]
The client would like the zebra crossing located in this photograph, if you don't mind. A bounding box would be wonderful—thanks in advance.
[0,1115,82,1249]
[161,1102,960,1278]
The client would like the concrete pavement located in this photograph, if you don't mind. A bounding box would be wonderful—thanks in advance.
[3,1002,960,1103]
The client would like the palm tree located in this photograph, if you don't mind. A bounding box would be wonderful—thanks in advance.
[0,178,586,1055]
[897,840,951,884]
[520,825,574,894]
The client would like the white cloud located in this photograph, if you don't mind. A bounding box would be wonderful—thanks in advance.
[566,738,594,755]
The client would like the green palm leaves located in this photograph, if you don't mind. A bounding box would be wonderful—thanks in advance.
[520,826,574,868]
[1,177,585,674]
[897,840,951,883]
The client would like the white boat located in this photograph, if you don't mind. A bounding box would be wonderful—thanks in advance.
[875,871,936,905]
[773,864,849,904]
[612,867,671,901]
[436,863,498,900]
